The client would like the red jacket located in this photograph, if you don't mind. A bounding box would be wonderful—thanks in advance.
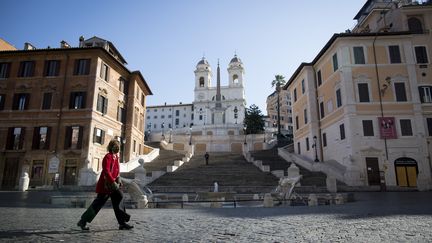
[96,153,120,194]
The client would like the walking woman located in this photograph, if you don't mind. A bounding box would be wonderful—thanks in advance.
[77,139,133,230]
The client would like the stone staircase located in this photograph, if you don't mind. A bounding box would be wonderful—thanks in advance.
[147,152,279,193]
[143,142,185,173]
[250,148,327,188]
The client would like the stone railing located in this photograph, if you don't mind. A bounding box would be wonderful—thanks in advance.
[243,144,270,173]
[120,146,159,173]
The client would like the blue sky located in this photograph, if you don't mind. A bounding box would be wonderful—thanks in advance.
[1,0,365,112]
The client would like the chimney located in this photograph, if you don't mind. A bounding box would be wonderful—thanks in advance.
[24,42,36,50]
[79,36,85,47]
[60,40,71,48]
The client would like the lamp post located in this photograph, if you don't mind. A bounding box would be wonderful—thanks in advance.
[313,135,319,162]
[189,126,192,145]
[169,128,172,143]
[234,106,238,124]
[243,125,247,145]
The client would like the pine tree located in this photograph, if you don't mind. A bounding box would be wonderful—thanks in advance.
[244,104,265,134]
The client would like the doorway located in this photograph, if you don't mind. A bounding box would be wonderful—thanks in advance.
[395,157,418,187]
[1,158,19,189]
[366,157,380,186]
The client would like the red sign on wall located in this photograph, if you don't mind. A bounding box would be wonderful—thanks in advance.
[378,117,397,139]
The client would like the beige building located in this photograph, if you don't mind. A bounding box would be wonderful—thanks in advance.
[0,36,152,189]
[266,89,293,137]
[0,38,16,51]
[285,0,432,190]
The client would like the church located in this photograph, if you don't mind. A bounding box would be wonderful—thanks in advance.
[192,55,246,127]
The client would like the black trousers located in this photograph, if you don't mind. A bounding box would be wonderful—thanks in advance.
[80,190,130,225]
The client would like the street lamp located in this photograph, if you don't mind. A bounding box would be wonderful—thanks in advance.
[234,106,238,124]
[312,135,319,162]
[243,125,247,145]
[169,128,172,143]
[189,126,192,145]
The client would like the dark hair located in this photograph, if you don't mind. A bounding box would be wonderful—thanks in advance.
[107,139,120,153]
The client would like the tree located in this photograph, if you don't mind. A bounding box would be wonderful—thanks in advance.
[271,74,286,138]
[244,104,265,134]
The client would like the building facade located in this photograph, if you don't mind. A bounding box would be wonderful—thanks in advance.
[285,0,432,189]
[266,89,293,137]
[145,103,194,133]
[0,36,152,189]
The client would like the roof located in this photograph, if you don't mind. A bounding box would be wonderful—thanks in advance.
[284,31,413,89]
[147,103,193,109]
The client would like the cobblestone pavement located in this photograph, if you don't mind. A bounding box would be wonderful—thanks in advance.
[0,192,431,242]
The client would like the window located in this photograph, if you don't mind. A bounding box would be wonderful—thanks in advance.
[117,106,126,123]
[7,127,25,150]
[400,119,413,136]
[74,59,90,75]
[419,86,432,103]
[119,78,127,93]
[322,133,327,147]
[176,110,180,116]
[0,62,11,78]
[161,115,165,119]
[358,83,370,102]
[100,63,109,81]
[295,116,299,130]
[319,102,325,119]
[362,120,374,136]
[233,74,239,83]
[408,17,423,34]
[306,137,310,151]
[414,46,428,64]
[12,93,30,110]
[293,88,297,102]
[199,77,204,87]
[96,94,108,114]
[427,118,432,136]
[0,94,5,110]
[389,45,401,63]
[134,107,139,127]
[32,126,51,149]
[353,46,365,64]
[18,61,35,77]
[64,126,83,149]
[93,127,105,144]
[336,89,342,107]
[133,140,136,152]
[317,70,322,86]
[304,108,308,124]
[301,79,305,94]
[69,92,86,109]
[44,60,60,76]
[175,118,179,125]
[41,93,52,110]
[340,124,345,140]
[297,142,301,154]
[332,53,338,72]
[141,94,145,107]
[394,82,407,102]
[31,160,44,180]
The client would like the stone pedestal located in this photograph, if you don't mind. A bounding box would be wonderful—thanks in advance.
[335,194,344,205]
[18,172,29,191]
[287,163,301,186]
[182,194,189,202]
[263,193,274,207]
[326,176,337,193]
[308,194,318,206]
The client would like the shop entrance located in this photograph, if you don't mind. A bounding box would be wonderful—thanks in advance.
[366,157,380,186]
[395,157,418,187]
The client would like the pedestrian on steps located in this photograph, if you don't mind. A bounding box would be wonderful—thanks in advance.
[77,139,134,231]
[205,152,209,165]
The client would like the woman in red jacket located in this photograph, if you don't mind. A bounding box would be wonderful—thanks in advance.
[77,139,133,230]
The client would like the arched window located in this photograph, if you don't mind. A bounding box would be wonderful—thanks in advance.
[233,74,239,84]
[408,17,423,34]
[199,77,205,87]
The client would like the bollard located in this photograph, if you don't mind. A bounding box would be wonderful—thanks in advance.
[308,194,318,206]
[335,194,344,205]
[263,193,274,207]
[182,194,189,202]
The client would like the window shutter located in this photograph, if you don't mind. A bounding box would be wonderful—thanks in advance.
[419,87,425,103]
[77,126,83,149]
[101,130,105,145]
[45,127,51,150]
[81,92,86,108]
[0,94,6,110]
[103,97,108,114]
[6,127,13,149]
[19,128,25,149]
[64,126,71,149]
[69,93,75,108]
[73,59,79,75]
[24,94,30,110]
[97,95,102,112]
[18,62,23,77]
[122,108,126,123]
[93,127,97,143]
[12,94,19,110]
[85,59,91,75]
[32,127,39,149]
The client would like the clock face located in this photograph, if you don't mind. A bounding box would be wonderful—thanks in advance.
[198,93,205,100]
